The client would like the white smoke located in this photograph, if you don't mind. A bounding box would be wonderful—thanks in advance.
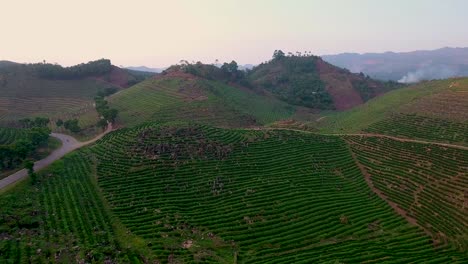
[399,65,459,83]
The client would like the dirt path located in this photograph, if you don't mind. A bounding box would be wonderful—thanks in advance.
[262,127,468,150]
[0,124,113,191]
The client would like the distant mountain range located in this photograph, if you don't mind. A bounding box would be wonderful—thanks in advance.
[125,64,255,74]
[125,66,166,73]
[322,47,468,83]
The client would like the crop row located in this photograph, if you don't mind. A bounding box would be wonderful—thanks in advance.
[365,113,468,144]
[0,152,141,263]
[346,135,468,250]
[0,127,28,144]
[89,123,467,262]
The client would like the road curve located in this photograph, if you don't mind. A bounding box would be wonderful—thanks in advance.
[0,124,113,191]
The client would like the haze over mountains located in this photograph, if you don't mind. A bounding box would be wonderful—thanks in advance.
[126,47,468,84]
[323,47,468,83]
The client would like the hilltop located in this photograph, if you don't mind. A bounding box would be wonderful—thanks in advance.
[323,47,468,82]
[248,51,401,110]
[111,51,401,127]
[0,59,153,127]
[109,69,295,128]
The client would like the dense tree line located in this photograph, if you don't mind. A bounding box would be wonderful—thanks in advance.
[94,94,118,128]
[171,60,249,86]
[0,127,50,172]
[34,59,112,79]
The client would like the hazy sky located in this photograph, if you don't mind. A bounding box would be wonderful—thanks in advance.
[1,0,467,67]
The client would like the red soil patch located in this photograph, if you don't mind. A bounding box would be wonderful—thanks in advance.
[92,66,131,88]
[316,59,363,110]
[156,71,198,81]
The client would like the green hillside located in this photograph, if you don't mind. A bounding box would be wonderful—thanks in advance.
[279,78,468,144]
[1,123,466,263]
[347,136,468,250]
[109,74,295,127]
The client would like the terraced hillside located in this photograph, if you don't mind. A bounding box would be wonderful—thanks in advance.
[109,73,295,128]
[1,123,467,263]
[86,123,464,262]
[0,154,146,263]
[0,60,151,127]
[315,78,468,144]
[0,127,28,145]
[347,136,468,250]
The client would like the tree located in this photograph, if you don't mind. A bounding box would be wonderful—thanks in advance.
[56,119,63,127]
[103,108,118,123]
[273,50,285,60]
[24,160,37,184]
[64,119,81,133]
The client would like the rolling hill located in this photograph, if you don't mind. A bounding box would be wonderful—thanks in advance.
[1,122,466,262]
[0,60,153,127]
[109,71,295,128]
[1,55,467,263]
[271,77,468,145]
[315,78,468,144]
[248,52,401,110]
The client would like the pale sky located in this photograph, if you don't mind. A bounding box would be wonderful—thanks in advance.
[1,0,467,67]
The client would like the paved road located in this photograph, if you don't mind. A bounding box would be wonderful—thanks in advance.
[0,124,112,191]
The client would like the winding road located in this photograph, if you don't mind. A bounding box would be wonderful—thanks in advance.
[0,124,113,191]
[1,124,465,192]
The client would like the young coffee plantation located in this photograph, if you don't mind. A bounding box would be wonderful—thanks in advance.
[2,122,466,263]
[347,136,468,250]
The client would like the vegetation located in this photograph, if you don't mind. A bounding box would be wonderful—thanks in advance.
[34,59,112,80]
[309,78,468,149]
[347,136,468,250]
[248,51,333,109]
[63,119,81,133]
[80,123,465,262]
[0,59,151,126]
[0,126,50,173]
[110,77,294,127]
[0,153,146,263]
[365,113,468,144]
[94,95,118,125]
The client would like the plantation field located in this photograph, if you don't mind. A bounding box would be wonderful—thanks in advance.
[0,153,146,263]
[0,97,99,126]
[0,127,28,145]
[347,136,468,250]
[109,77,294,128]
[317,78,467,133]
[0,65,119,125]
[365,114,468,144]
[83,123,466,263]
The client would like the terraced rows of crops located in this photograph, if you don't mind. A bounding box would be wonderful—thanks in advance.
[365,114,468,144]
[0,153,143,263]
[346,136,468,250]
[88,123,466,263]
[109,79,187,126]
[199,80,295,124]
[400,87,468,122]
[110,77,295,128]
[0,127,28,144]
[0,97,95,123]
